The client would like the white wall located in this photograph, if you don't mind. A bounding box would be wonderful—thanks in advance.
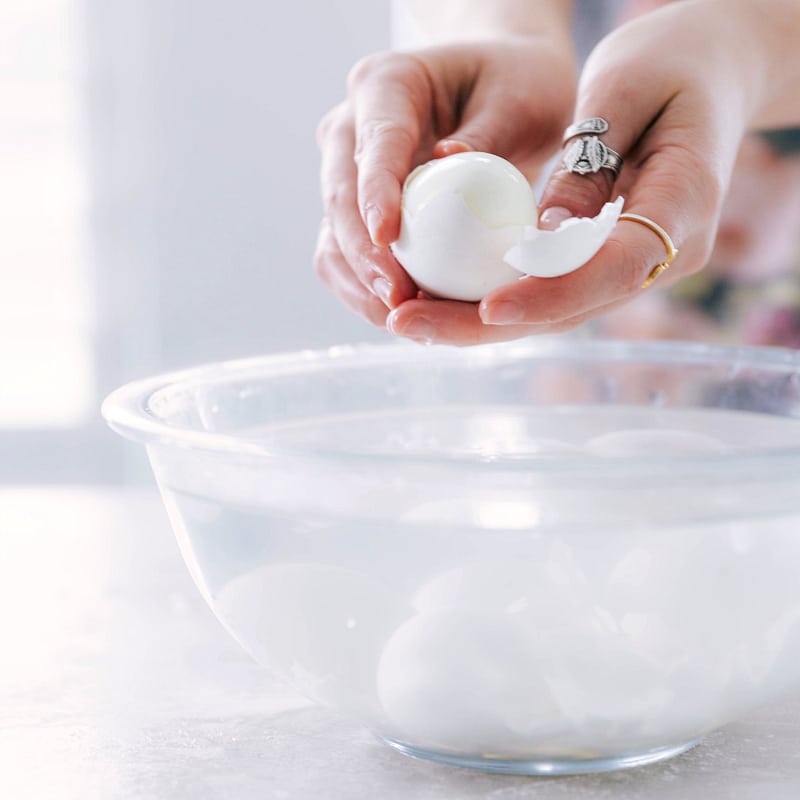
[91,0,392,374]
[3,1,392,482]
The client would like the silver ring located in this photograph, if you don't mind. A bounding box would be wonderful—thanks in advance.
[562,117,609,144]
[563,135,623,178]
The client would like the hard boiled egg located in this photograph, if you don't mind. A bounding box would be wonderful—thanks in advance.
[215,563,411,715]
[391,151,623,302]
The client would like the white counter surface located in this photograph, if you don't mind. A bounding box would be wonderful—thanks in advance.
[2,486,799,799]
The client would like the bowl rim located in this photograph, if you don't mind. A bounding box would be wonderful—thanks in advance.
[101,337,800,474]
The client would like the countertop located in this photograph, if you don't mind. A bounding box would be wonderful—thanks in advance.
[2,486,799,800]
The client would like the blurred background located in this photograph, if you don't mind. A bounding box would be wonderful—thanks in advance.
[2,0,390,484]
[5,1,800,486]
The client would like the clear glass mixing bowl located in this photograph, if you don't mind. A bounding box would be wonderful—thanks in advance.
[102,338,800,775]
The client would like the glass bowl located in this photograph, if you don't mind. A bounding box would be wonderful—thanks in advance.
[102,338,800,775]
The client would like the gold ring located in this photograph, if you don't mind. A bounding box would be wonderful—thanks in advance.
[618,213,679,288]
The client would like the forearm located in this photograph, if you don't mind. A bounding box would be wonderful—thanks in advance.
[397,0,575,48]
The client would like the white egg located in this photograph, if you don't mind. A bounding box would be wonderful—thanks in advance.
[391,152,535,302]
[377,609,562,753]
[391,151,624,302]
[412,548,594,626]
[214,563,411,716]
[584,428,728,457]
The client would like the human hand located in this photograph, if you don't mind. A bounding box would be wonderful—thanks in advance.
[389,0,800,345]
[314,36,576,335]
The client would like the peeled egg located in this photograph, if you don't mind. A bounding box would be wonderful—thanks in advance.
[391,151,623,302]
[391,153,535,302]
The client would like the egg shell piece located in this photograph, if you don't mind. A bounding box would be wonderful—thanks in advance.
[391,191,526,302]
[504,196,624,278]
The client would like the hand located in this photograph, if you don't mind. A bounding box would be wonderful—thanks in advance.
[390,0,800,345]
[314,37,576,335]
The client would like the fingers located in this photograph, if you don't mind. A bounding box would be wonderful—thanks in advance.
[386,294,638,347]
[481,116,723,327]
[317,41,578,334]
[477,220,675,328]
[316,51,430,327]
[349,53,433,247]
[314,218,391,329]
[431,40,575,179]
[510,36,740,329]
[389,88,730,343]
[538,69,674,222]
[318,106,417,310]
[386,298,546,346]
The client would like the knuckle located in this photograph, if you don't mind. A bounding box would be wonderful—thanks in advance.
[355,119,416,163]
[321,176,356,217]
[364,299,390,329]
[316,104,351,150]
[315,107,337,147]
[320,183,343,214]
[346,51,403,90]
[605,237,651,296]
[313,224,348,289]
[313,250,332,285]
[357,163,397,198]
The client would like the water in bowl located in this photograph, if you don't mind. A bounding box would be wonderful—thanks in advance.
[155,403,800,772]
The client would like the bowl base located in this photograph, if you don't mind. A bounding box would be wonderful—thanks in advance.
[378,735,704,775]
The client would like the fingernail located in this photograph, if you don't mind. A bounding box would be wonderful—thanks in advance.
[371,276,393,306]
[388,313,435,343]
[481,301,524,325]
[539,206,573,231]
[435,139,472,156]
[364,205,383,245]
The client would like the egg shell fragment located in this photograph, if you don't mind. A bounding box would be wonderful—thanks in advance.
[504,196,625,278]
